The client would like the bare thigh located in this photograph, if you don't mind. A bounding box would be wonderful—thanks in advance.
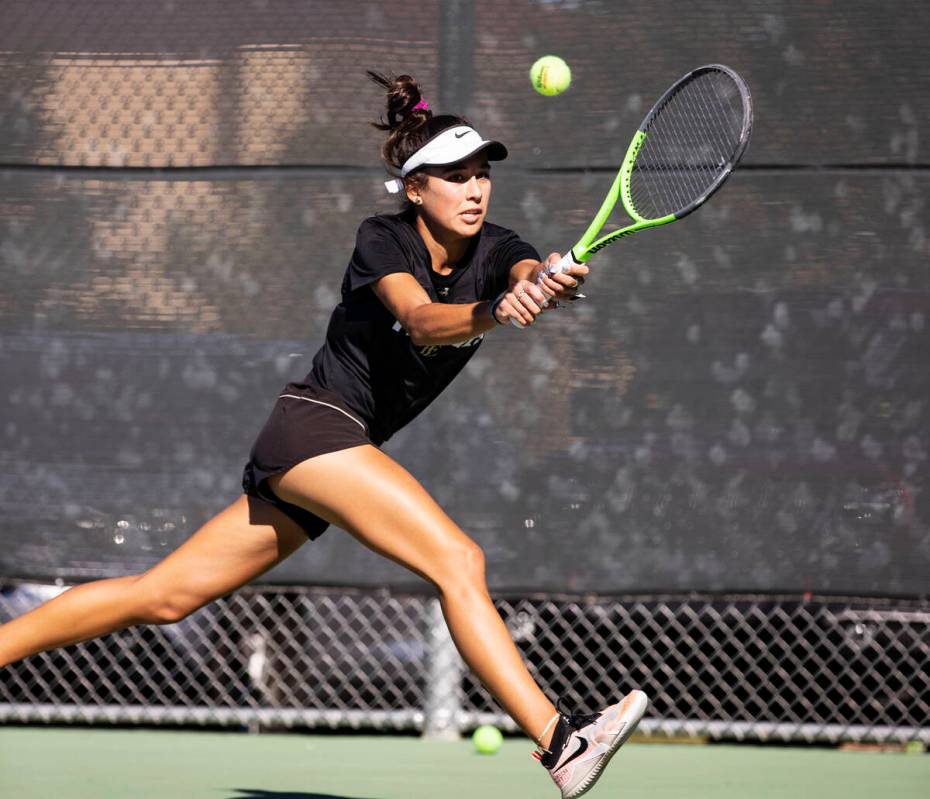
[134,494,309,615]
[268,444,482,586]
[267,446,560,739]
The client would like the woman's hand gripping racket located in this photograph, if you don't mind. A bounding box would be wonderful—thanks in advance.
[513,63,753,326]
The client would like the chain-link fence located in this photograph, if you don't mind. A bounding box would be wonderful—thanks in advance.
[2,582,928,744]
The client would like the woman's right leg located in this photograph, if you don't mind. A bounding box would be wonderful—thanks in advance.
[0,495,307,668]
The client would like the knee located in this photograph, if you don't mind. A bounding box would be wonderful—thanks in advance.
[145,600,192,626]
[436,538,487,592]
[134,576,202,625]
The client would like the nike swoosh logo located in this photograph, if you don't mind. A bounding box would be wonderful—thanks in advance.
[605,720,628,736]
[559,737,588,770]
[454,131,469,138]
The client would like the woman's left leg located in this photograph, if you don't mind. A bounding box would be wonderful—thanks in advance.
[268,444,559,748]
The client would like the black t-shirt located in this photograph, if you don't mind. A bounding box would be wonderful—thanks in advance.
[305,212,540,444]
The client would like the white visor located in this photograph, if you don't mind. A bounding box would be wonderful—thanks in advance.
[384,125,507,193]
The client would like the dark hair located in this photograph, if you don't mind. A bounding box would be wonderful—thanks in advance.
[368,70,467,193]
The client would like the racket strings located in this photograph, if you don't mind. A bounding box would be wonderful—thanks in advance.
[635,79,728,216]
[644,84,718,209]
[638,74,741,215]
[630,69,747,220]
[638,76,734,214]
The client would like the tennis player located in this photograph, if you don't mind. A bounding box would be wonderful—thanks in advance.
[0,71,646,798]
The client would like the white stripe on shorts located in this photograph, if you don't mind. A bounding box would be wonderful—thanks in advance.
[278,394,367,432]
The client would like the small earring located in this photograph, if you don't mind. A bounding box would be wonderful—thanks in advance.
[412,196,422,205]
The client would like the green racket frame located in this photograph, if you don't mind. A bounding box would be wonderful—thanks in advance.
[569,130,676,263]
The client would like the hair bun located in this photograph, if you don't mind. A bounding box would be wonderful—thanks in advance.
[368,70,430,131]
[368,69,463,180]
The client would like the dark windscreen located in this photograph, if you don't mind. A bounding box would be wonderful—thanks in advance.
[1,1,928,596]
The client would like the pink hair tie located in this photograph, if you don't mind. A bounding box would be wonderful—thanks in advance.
[397,98,430,122]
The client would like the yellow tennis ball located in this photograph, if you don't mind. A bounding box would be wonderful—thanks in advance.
[472,724,503,754]
[530,55,571,96]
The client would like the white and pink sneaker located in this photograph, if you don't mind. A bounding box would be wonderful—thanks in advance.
[536,690,649,799]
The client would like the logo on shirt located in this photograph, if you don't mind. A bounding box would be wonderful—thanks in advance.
[417,334,484,358]
[393,320,483,358]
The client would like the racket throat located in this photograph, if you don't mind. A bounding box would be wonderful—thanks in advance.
[619,130,648,222]
[573,131,648,262]
[586,213,676,254]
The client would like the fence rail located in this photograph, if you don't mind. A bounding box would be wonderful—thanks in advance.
[2,582,928,744]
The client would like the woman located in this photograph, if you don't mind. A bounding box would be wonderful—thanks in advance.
[0,72,646,799]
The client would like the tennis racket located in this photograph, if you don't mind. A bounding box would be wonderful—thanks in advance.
[516,63,752,324]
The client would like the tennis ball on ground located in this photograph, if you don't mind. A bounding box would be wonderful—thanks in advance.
[472,724,503,754]
[530,55,571,96]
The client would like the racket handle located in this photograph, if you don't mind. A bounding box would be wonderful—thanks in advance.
[553,250,579,274]
[508,250,578,328]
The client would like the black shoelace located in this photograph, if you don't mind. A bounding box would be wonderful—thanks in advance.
[539,699,603,768]
[557,697,601,731]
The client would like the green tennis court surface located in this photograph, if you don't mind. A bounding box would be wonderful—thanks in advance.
[1,728,926,799]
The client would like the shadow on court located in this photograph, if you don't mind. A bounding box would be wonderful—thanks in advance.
[228,790,381,799]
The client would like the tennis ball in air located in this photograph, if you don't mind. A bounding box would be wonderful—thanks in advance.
[472,724,503,754]
[530,55,571,96]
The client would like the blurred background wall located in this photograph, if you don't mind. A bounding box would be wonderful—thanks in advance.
[1,0,928,597]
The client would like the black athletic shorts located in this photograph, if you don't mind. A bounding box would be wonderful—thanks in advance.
[242,383,373,538]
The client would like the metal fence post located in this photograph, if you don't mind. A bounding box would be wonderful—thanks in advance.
[422,596,464,739]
